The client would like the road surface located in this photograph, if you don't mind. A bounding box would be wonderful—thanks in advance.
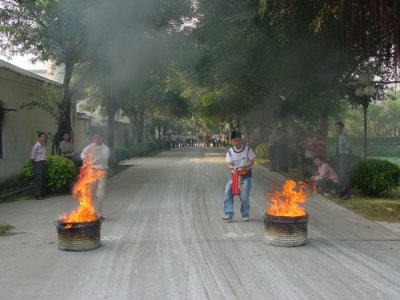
[0,148,399,299]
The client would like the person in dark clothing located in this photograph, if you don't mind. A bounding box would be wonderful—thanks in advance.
[277,127,288,172]
[30,132,47,200]
[268,129,279,172]
[335,121,352,200]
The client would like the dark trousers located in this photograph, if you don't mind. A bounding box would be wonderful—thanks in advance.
[278,145,288,172]
[337,154,351,197]
[316,179,338,193]
[33,161,47,197]
[269,145,278,171]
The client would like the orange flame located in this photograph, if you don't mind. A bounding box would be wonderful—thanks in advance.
[59,152,105,223]
[266,180,308,217]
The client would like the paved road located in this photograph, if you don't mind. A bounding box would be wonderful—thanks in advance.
[1,148,400,299]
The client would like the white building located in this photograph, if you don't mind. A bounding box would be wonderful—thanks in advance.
[0,59,61,181]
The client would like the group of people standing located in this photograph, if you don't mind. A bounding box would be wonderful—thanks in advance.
[30,131,110,217]
[160,132,228,150]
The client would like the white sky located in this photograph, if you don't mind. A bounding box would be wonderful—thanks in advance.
[0,54,46,70]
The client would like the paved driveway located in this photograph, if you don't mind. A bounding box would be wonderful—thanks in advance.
[0,148,399,299]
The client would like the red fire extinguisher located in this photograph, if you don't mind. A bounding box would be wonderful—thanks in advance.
[231,171,241,195]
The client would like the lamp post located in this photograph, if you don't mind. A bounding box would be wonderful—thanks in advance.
[355,73,375,158]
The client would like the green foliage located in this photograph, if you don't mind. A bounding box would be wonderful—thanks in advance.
[0,224,14,236]
[109,147,130,167]
[351,158,400,196]
[255,143,268,159]
[131,141,162,157]
[22,163,34,184]
[21,83,60,121]
[326,153,362,170]
[338,98,400,138]
[23,156,77,192]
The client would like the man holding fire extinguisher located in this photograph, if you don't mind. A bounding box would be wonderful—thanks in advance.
[222,130,256,222]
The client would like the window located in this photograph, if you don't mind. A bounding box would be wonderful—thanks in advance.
[0,103,17,159]
[0,106,3,158]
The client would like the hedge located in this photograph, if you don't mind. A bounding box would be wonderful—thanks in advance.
[351,158,400,196]
[23,156,77,192]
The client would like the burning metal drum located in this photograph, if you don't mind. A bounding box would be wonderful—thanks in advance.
[54,218,102,251]
[263,214,308,247]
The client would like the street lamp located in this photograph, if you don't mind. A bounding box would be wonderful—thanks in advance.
[355,73,375,158]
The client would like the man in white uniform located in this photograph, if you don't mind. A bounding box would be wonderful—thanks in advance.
[222,130,256,222]
[81,132,110,217]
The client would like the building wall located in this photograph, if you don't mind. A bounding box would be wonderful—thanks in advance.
[114,122,133,148]
[73,116,92,152]
[0,68,60,181]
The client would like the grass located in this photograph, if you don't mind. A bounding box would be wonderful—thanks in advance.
[0,190,34,203]
[256,157,400,222]
[0,224,14,235]
[108,165,131,178]
[329,191,400,222]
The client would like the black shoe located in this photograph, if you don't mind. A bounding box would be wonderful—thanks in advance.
[35,196,45,200]
[341,195,351,200]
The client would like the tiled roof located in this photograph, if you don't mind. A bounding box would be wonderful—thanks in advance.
[0,59,62,86]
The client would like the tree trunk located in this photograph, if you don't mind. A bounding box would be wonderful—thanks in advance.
[319,93,329,140]
[105,100,118,148]
[137,105,145,143]
[56,58,74,154]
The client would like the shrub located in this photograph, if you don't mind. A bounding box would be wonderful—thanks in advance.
[23,156,77,192]
[255,143,268,159]
[109,146,130,167]
[132,141,161,157]
[327,153,362,172]
[351,158,400,196]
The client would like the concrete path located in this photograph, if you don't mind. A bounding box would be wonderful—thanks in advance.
[0,148,399,300]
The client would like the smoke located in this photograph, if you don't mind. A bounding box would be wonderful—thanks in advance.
[71,0,198,89]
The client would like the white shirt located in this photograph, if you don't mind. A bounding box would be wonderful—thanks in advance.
[225,145,256,168]
[81,143,110,170]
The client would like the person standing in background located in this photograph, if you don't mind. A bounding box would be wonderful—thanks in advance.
[302,128,317,179]
[335,121,352,200]
[268,128,279,172]
[59,132,74,159]
[80,131,110,217]
[277,127,289,172]
[30,132,47,200]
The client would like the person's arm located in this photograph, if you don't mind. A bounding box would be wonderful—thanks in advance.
[68,143,75,153]
[60,142,67,154]
[30,144,37,162]
[105,146,111,164]
[228,162,237,171]
[241,160,255,169]
[81,144,89,161]
[315,164,329,180]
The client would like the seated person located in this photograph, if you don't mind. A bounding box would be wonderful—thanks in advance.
[309,155,338,196]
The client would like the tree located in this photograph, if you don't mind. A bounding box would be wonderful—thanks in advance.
[0,0,91,147]
[79,0,193,145]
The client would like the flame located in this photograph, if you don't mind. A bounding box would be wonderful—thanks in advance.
[266,180,308,217]
[59,152,105,223]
